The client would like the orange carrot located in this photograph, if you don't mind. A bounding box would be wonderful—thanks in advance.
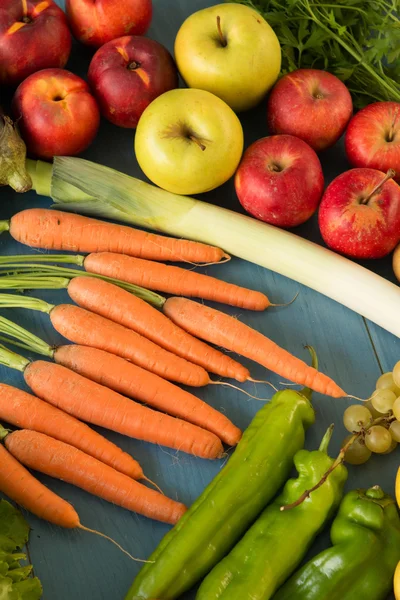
[7,208,229,264]
[0,443,79,528]
[49,303,212,386]
[54,345,242,447]
[4,429,186,524]
[83,252,270,310]
[23,360,225,459]
[66,276,249,382]
[163,297,346,398]
[0,383,143,479]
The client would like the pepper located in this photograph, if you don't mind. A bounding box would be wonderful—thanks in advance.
[196,425,347,600]
[126,385,315,599]
[273,485,400,600]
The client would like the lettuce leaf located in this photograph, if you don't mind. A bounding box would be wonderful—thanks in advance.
[0,501,41,599]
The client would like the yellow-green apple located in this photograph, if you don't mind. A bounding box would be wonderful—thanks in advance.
[318,168,400,258]
[134,88,243,195]
[174,3,281,112]
[65,0,152,48]
[235,135,324,228]
[88,35,178,129]
[268,69,353,151]
[345,102,400,182]
[0,0,71,87]
[12,68,100,159]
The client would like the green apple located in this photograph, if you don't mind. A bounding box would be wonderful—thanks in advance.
[174,3,281,112]
[134,88,244,195]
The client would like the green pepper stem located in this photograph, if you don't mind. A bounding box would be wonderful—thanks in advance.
[365,485,385,500]
[318,424,334,454]
[0,220,10,234]
[281,413,396,511]
[0,316,54,358]
[299,345,319,401]
[0,343,31,372]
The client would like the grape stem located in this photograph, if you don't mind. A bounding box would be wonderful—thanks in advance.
[280,413,396,511]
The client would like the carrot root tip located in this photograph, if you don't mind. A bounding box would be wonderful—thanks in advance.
[78,525,153,563]
[247,378,278,393]
[141,475,165,495]
[210,380,272,401]
[269,291,300,308]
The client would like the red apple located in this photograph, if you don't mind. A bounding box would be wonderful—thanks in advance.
[0,0,71,87]
[88,35,178,129]
[318,168,400,259]
[65,0,152,48]
[267,69,353,151]
[12,68,100,159]
[235,135,324,228]
[345,102,400,182]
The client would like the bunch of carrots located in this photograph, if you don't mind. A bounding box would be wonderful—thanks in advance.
[0,207,348,542]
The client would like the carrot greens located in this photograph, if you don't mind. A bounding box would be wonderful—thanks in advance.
[234,0,400,107]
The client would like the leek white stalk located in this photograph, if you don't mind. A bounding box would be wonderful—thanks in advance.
[26,157,400,338]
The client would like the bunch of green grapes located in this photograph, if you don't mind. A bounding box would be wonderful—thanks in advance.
[343,360,400,465]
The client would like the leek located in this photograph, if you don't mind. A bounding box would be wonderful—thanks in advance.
[26,156,400,338]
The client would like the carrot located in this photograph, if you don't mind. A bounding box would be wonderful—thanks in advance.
[49,303,212,387]
[7,208,229,264]
[4,429,187,524]
[0,383,143,479]
[0,442,158,561]
[22,360,225,459]
[66,276,250,382]
[83,252,270,310]
[0,443,79,528]
[163,297,346,398]
[54,345,242,446]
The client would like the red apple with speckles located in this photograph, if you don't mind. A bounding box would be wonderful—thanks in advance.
[65,0,152,48]
[88,35,178,129]
[234,135,324,228]
[0,0,71,87]
[267,69,353,151]
[12,68,100,159]
[318,168,400,259]
[345,102,400,182]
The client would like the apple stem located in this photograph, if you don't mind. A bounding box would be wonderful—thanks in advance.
[128,61,140,71]
[361,169,396,204]
[189,135,206,151]
[216,16,227,47]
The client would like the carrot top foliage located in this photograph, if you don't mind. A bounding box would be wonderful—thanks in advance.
[235,0,400,107]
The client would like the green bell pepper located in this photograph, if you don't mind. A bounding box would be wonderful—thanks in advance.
[196,425,348,600]
[126,386,315,599]
[273,485,400,600]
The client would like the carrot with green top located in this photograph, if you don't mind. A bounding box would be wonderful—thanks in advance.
[0,344,225,458]
[0,317,242,445]
[0,383,143,479]
[66,276,249,381]
[84,252,270,310]
[1,208,229,264]
[0,293,212,386]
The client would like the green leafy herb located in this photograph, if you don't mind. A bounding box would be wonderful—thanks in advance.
[233,0,400,107]
[0,501,42,600]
